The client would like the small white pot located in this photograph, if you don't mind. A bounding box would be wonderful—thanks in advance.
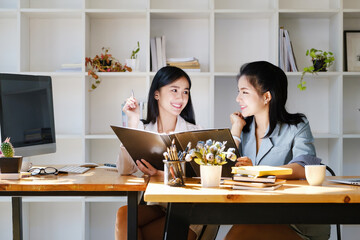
[125,58,140,72]
[200,165,222,188]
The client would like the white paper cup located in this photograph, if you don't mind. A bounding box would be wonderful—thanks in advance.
[305,165,326,186]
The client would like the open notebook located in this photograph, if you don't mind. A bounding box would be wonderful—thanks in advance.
[111,125,239,177]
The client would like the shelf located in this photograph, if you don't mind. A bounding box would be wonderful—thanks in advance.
[279,0,340,10]
[150,10,211,19]
[85,134,117,139]
[151,0,209,10]
[85,197,127,202]
[214,0,276,10]
[286,72,341,77]
[85,10,147,18]
[343,134,360,138]
[85,0,147,10]
[20,9,82,18]
[20,0,82,9]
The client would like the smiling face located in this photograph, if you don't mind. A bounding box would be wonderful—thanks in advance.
[236,75,269,118]
[155,77,190,117]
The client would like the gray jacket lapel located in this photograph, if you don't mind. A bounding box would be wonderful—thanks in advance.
[255,124,280,165]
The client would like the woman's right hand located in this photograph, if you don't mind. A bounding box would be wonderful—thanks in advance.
[136,159,164,177]
[230,111,246,137]
[235,156,253,167]
[122,96,140,128]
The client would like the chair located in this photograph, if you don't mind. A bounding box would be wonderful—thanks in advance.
[322,164,341,240]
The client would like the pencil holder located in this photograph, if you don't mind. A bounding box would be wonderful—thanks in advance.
[163,160,186,187]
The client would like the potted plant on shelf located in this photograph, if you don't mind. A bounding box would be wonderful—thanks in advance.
[85,47,132,91]
[298,48,335,91]
[185,139,237,188]
[0,138,23,174]
[125,41,140,72]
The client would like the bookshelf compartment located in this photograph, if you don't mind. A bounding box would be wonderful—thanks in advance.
[279,0,340,10]
[20,0,82,9]
[314,138,342,175]
[344,0,360,10]
[86,139,120,164]
[26,202,83,240]
[52,76,83,135]
[214,76,239,129]
[0,16,18,72]
[151,0,209,10]
[286,75,341,135]
[85,12,147,73]
[0,0,17,9]
[0,202,12,240]
[343,12,360,31]
[215,13,276,72]
[343,76,360,134]
[279,12,342,72]
[215,0,276,10]
[150,13,210,72]
[85,0,147,10]
[20,13,82,72]
[343,138,360,175]
[86,76,148,134]
[28,138,84,165]
[87,202,126,240]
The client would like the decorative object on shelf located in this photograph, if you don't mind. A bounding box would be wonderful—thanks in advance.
[185,139,237,187]
[344,31,360,72]
[0,138,23,173]
[125,41,140,72]
[299,48,335,91]
[85,47,131,91]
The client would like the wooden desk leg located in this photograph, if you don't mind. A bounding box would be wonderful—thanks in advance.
[12,197,23,240]
[163,203,189,240]
[127,192,138,240]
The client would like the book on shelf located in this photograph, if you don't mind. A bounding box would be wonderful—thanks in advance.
[156,36,163,70]
[167,58,200,72]
[231,166,293,177]
[167,57,196,62]
[233,174,277,183]
[56,63,82,72]
[279,27,298,72]
[110,126,239,177]
[223,179,285,189]
[150,38,158,72]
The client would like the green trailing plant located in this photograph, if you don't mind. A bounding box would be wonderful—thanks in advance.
[0,137,15,157]
[185,139,237,166]
[130,41,140,59]
[299,48,335,91]
[85,47,132,91]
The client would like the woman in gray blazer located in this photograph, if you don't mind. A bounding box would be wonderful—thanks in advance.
[226,61,330,240]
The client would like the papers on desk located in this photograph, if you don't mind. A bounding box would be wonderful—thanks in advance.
[222,179,285,191]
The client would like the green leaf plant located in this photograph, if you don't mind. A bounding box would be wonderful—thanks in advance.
[130,41,140,59]
[299,48,335,91]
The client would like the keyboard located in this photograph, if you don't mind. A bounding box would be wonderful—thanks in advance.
[58,166,90,174]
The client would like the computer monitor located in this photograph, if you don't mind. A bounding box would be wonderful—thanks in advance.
[0,73,56,157]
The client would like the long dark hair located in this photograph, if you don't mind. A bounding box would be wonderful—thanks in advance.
[142,66,196,125]
[238,61,305,137]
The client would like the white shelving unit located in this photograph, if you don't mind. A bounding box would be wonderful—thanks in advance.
[1,0,360,239]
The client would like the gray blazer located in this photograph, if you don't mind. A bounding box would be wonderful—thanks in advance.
[240,118,319,166]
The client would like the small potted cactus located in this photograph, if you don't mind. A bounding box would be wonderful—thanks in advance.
[0,137,23,173]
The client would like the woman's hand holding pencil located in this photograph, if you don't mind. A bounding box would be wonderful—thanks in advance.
[123,89,140,128]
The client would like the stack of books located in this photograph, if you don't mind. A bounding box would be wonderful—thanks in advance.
[223,166,293,190]
[279,27,298,72]
[166,57,201,72]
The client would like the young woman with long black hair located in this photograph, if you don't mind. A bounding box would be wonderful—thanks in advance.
[115,66,201,240]
[227,61,330,240]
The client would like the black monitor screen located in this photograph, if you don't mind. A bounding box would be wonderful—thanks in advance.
[0,73,56,156]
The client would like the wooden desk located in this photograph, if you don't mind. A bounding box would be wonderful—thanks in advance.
[144,177,360,240]
[0,168,148,240]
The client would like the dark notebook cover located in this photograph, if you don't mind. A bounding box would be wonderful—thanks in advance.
[110,125,239,177]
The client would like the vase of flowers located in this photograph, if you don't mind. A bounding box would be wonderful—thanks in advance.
[185,139,237,188]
